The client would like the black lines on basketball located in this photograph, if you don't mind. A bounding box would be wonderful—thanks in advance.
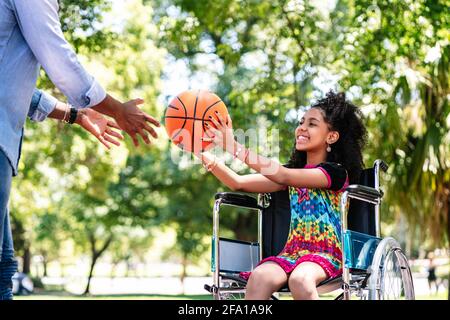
[170,95,188,140]
[165,116,215,121]
[165,90,229,153]
[191,91,200,155]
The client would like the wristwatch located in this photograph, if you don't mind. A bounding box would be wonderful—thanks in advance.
[68,107,78,124]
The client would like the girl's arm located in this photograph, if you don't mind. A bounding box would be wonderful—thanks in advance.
[231,142,329,189]
[204,114,329,189]
[197,152,285,193]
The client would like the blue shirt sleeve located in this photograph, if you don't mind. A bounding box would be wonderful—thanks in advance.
[28,89,58,122]
[11,0,106,108]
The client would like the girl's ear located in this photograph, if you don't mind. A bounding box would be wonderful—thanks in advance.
[327,131,340,145]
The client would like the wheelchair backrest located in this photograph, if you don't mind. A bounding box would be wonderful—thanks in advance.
[261,167,377,259]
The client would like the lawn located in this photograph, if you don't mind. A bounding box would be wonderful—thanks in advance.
[14,290,448,300]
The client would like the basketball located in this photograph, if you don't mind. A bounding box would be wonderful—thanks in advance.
[164,90,229,153]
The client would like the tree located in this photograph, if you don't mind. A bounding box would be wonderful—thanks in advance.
[331,0,449,251]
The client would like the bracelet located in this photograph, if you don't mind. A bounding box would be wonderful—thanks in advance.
[62,106,70,123]
[68,107,78,124]
[203,156,218,172]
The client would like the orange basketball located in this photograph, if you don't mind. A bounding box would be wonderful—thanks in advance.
[164,90,229,153]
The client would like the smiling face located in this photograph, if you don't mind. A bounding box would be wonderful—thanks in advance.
[295,108,339,152]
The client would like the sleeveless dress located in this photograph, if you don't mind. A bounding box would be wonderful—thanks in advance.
[240,162,349,280]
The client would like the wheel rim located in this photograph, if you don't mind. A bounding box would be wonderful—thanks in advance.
[218,279,246,300]
[368,237,415,300]
[380,249,407,299]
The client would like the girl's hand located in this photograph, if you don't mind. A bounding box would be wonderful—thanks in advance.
[76,108,124,149]
[202,112,235,153]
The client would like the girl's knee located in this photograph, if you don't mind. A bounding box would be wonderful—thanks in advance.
[288,273,315,292]
[249,268,282,288]
[249,268,270,284]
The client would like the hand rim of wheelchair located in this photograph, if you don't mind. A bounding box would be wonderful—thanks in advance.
[367,237,415,300]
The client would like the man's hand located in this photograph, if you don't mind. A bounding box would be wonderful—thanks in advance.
[92,94,160,147]
[113,98,160,147]
[76,108,124,149]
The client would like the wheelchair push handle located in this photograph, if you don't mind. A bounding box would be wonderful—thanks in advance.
[374,159,388,172]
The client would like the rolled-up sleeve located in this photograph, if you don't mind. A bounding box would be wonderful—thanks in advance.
[11,0,106,108]
[28,89,58,122]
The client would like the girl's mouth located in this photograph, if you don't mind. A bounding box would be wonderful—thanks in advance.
[296,135,309,143]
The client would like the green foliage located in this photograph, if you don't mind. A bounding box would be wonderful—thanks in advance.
[10,0,449,284]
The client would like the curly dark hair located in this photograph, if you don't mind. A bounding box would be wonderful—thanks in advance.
[286,91,367,184]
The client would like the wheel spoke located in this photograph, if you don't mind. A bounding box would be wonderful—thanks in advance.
[370,238,415,300]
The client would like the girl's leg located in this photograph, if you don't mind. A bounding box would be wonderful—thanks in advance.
[245,261,287,300]
[288,262,327,300]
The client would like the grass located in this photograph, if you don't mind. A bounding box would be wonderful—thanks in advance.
[14,291,213,300]
[14,290,447,300]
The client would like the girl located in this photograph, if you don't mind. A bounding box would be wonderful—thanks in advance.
[197,91,367,300]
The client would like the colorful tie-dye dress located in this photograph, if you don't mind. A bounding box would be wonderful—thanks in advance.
[241,162,349,280]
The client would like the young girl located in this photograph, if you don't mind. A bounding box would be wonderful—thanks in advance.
[197,91,367,300]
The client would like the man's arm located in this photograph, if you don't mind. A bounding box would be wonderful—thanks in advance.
[13,0,160,146]
[12,0,105,108]
[28,89,58,122]
[29,89,123,149]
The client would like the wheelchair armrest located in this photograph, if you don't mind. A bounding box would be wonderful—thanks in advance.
[215,192,262,210]
[344,184,383,203]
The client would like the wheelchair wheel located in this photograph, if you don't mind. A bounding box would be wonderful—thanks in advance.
[367,237,415,300]
[216,278,246,300]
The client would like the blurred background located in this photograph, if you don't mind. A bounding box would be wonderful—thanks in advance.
[12,0,449,299]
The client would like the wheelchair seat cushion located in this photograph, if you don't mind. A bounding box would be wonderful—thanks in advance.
[242,162,348,281]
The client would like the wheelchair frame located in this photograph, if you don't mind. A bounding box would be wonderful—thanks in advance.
[205,160,415,300]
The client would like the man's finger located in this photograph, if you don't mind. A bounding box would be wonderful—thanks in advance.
[142,123,158,139]
[98,135,111,150]
[129,132,139,147]
[137,128,151,145]
[131,98,145,106]
[104,133,121,146]
[144,113,161,127]
[107,120,122,130]
[106,127,124,140]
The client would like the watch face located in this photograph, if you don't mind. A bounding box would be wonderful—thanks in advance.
[69,107,78,124]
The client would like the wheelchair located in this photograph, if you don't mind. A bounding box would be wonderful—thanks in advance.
[204,160,415,300]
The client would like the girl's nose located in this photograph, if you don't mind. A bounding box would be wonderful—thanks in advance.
[297,124,306,132]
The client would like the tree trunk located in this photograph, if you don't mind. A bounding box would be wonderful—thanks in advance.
[181,255,188,295]
[43,257,48,277]
[447,193,449,300]
[83,233,113,295]
[84,255,97,296]
[22,244,31,274]
[110,262,118,278]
